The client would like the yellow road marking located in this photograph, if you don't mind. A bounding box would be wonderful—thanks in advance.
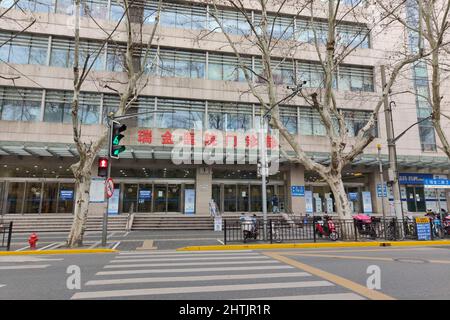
[285,253,450,264]
[263,252,395,300]
[275,247,437,254]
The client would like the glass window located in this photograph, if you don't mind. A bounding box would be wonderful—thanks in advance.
[24,182,42,214]
[208,112,223,130]
[50,46,73,68]
[55,0,73,14]
[281,115,297,134]
[110,2,124,21]
[58,183,74,213]
[161,7,177,28]
[7,182,25,214]
[299,112,313,135]
[208,62,222,80]
[29,44,48,65]
[80,104,99,124]
[106,48,124,72]
[41,182,58,214]
[9,43,30,64]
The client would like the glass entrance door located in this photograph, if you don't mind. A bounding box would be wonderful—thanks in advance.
[41,182,58,214]
[0,181,4,214]
[237,184,249,212]
[167,184,180,212]
[153,184,167,212]
[123,184,138,214]
[138,184,152,212]
[7,182,25,213]
[250,185,262,212]
[406,186,426,212]
[224,185,237,212]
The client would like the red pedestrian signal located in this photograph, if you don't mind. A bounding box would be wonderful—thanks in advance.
[98,157,108,177]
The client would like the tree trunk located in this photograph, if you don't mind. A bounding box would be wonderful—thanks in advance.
[67,160,93,247]
[327,174,352,219]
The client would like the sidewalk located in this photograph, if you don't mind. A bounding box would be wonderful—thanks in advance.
[177,239,450,251]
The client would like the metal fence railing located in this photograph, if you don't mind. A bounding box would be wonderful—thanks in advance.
[224,217,449,244]
[0,221,13,251]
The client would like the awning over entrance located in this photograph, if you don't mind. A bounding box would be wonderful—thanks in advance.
[0,141,449,170]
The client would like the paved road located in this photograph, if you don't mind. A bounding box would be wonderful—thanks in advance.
[1,246,449,300]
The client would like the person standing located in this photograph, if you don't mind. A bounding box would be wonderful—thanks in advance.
[271,194,279,213]
[209,199,218,217]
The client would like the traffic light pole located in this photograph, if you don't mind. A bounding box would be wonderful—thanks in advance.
[101,110,167,247]
[101,117,113,247]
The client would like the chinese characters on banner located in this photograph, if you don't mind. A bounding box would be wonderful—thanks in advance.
[136,129,279,149]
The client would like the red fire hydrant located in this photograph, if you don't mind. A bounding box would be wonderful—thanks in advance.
[28,232,38,250]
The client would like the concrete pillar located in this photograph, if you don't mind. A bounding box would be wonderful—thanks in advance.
[369,171,391,216]
[286,164,305,214]
[196,166,212,216]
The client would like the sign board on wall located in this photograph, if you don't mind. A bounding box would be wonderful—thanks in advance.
[424,179,450,189]
[184,189,195,214]
[362,191,372,213]
[89,178,105,203]
[60,190,74,201]
[291,186,305,197]
[399,173,433,185]
[305,191,313,213]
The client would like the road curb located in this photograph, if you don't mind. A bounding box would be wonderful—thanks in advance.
[0,249,118,255]
[176,240,450,251]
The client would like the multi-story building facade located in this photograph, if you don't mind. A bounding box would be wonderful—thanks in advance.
[0,0,449,219]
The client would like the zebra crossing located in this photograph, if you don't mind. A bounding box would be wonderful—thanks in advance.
[71,250,365,300]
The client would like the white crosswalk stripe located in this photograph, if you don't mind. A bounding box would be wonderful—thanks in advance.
[73,250,365,300]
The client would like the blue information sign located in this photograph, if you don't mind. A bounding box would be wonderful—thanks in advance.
[348,192,358,201]
[376,184,387,197]
[291,186,305,197]
[399,173,433,185]
[139,190,152,200]
[424,179,450,188]
[416,219,432,240]
[60,190,74,200]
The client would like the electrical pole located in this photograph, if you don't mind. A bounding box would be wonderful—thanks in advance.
[377,144,387,239]
[381,65,404,220]
[259,115,268,241]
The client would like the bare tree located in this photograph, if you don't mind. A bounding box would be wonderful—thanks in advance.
[378,0,450,155]
[207,0,430,218]
[419,0,450,159]
[67,0,161,247]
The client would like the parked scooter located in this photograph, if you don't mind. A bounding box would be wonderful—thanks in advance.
[241,215,258,243]
[315,215,338,241]
[443,216,450,236]
[353,214,377,239]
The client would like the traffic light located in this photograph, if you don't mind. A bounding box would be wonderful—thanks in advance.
[110,120,127,159]
[98,157,108,177]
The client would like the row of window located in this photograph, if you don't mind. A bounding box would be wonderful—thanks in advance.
[0,32,375,92]
[406,0,436,152]
[0,86,376,137]
[1,0,370,49]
